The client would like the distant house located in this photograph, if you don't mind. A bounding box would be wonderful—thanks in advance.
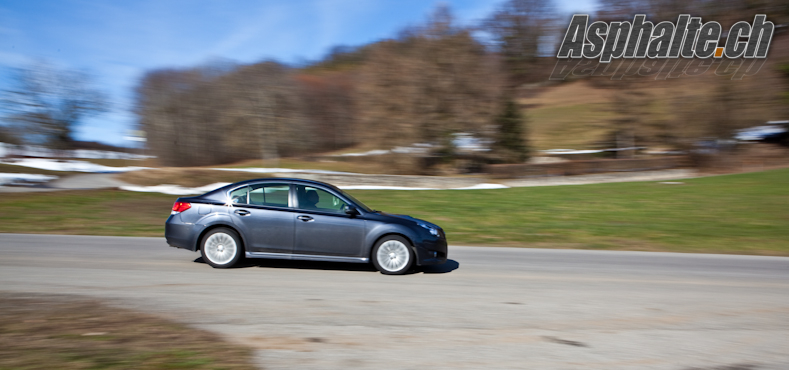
[734,121,788,142]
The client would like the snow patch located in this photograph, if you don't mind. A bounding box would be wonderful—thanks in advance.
[0,143,152,160]
[119,182,231,195]
[452,183,510,190]
[0,158,149,173]
[338,149,390,157]
[338,185,436,190]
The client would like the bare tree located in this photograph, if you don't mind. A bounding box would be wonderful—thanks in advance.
[136,61,311,166]
[0,126,19,144]
[296,71,357,152]
[1,62,107,149]
[596,0,652,21]
[357,5,504,156]
[135,67,215,166]
[484,0,557,84]
[228,62,311,166]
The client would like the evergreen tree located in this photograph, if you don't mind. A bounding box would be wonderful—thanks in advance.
[494,100,528,163]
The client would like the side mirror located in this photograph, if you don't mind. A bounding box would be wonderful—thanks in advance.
[344,205,360,216]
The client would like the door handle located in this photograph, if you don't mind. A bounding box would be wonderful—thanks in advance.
[234,209,251,216]
[297,215,314,222]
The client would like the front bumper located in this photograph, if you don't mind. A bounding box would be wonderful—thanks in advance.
[414,235,448,266]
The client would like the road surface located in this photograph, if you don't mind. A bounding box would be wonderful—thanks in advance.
[1,234,787,370]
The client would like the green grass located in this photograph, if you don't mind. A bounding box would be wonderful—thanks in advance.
[1,168,787,255]
[350,168,789,255]
[0,190,174,236]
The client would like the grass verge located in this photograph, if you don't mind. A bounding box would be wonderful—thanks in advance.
[0,163,75,176]
[353,168,788,255]
[0,292,255,369]
[1,168,787,255]
[0,190,173,236]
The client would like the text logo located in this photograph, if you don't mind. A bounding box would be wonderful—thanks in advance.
[557,15,774,63]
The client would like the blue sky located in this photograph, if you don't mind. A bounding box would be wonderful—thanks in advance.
[0,0,596,146]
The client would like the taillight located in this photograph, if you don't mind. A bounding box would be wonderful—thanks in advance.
[171,202,191,214]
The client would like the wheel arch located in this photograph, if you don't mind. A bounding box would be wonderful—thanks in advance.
[195,223,246,253]
[370,232,418,264]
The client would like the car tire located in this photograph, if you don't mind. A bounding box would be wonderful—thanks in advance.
[200,228,243,268]
[371,235,414,275]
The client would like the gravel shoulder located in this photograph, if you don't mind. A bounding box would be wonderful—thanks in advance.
[0,291,256,369]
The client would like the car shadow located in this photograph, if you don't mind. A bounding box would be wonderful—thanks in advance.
[419,259,459,274]
[193,257,459,274]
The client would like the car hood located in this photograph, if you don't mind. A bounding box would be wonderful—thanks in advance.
[372,211,440,229]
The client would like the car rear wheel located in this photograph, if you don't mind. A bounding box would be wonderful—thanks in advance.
[371,236,414,275]
[201,228,243,268]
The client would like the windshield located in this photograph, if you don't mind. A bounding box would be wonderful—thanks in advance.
[334,187,373,213]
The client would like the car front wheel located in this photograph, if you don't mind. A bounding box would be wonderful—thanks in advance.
[371,236,414,275]
[201,228,243,268]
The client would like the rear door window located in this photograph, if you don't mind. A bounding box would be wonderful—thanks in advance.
[249,184,290,208]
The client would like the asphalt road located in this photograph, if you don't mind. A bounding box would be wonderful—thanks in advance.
[1,234,787,370]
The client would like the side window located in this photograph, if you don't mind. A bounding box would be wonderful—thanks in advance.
[229,186,249,204]
[249,184,290,207]
[296,185,348,213]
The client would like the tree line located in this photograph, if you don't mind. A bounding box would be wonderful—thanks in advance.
[2,0,787,169]
[134,5,535,168]
[131,0,788,168]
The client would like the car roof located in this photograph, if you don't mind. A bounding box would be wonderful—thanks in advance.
[188,178,340,202]
[182,177,358,205]
[227,177,337,189]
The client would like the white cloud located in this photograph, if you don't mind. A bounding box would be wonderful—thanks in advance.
[0,50,34,66]
[210,4,286,57]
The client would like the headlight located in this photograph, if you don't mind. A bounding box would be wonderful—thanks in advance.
[417,222,440,237]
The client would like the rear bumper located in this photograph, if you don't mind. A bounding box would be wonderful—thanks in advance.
[165,215,198,251]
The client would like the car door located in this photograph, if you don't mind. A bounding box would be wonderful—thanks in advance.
[293,184,366,257]
[227,183,294,254]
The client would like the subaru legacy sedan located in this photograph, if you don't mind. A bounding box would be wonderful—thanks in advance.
[165,178,447,274]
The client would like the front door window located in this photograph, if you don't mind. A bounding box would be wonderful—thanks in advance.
[296,185,348,213]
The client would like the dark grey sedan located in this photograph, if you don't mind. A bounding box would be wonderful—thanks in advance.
[165,178,447,274]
